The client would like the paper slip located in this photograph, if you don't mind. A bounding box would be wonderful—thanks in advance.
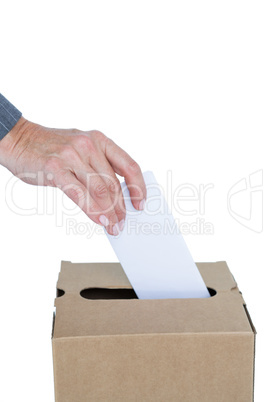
[105,171,210,299]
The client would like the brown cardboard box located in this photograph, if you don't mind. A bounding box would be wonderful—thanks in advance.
[52,261,256,402]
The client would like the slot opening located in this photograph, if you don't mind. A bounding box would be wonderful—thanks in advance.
[80,287,217,299]
[57,288,65,297]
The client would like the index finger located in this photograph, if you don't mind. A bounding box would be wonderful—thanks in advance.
[105,139,147,210]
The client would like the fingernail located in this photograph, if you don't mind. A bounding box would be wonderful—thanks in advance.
[119,219,125,231]
[99,215,109,227]
[138,198,146,210]
[112,223,120,236]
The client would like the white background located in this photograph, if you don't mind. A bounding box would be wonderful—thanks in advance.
[0,1,267,401]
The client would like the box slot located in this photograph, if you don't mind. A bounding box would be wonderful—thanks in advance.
[207,287,217,297]
[80,287,138,299]
[80,287,217,299]
[56,288,65,297]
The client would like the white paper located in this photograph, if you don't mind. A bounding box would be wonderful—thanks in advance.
[106,171,210,299]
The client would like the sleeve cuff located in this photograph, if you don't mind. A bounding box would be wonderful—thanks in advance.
[0,93,22,141]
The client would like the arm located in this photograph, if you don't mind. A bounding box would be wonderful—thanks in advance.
[0,94,146,236]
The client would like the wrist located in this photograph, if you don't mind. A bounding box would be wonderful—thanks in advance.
[0,117,31,168]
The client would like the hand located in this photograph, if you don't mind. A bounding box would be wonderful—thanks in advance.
[0,117,146,235]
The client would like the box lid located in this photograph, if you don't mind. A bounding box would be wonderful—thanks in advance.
[52,261,255,339]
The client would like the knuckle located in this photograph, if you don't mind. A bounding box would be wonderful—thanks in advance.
[94,183,108,198]
[60,145,77,160]
[68,186,80,200]
[91,129,104,139]
[68,187,86,205]
[91,130,108,146]
[71,128,81,135]
[45,157,61,172]
[127,160,141,176]
[107,179,120,195]
[74,135,95,152]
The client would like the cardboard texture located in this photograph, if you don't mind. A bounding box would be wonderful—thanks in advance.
[52,261,256,402]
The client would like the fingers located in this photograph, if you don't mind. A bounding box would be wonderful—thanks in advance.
[105,140,147,210]
[73,166,121,236]
[54,169,119,236]
[47,130,146,235]
[86,152,126,229]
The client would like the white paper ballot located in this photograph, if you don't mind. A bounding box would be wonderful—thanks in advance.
[106,171,210,299]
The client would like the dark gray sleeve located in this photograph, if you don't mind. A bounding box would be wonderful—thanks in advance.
[0,93,22,141]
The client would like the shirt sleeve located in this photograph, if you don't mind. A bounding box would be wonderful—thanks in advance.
[0,93,22,141]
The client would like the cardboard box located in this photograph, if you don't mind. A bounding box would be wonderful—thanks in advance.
[52,261,256,402]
